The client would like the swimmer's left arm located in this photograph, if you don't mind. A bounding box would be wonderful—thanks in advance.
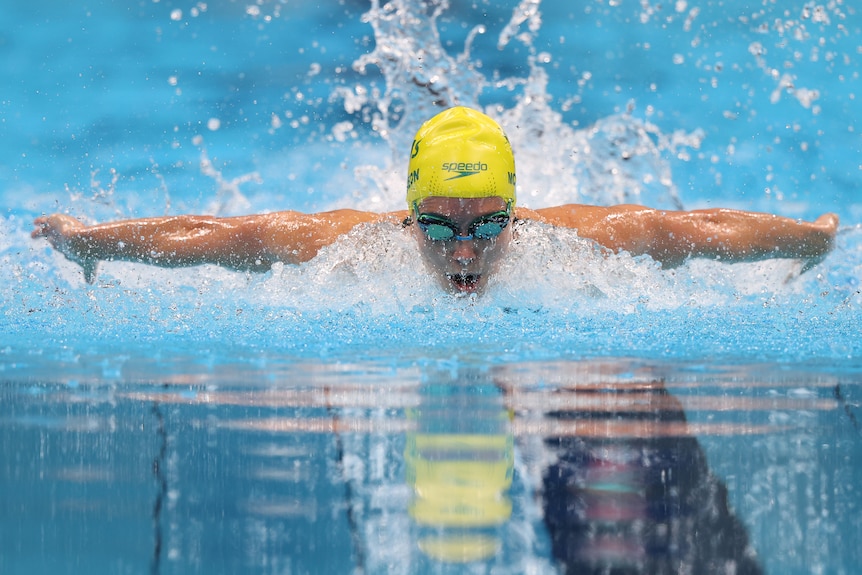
[529,204,839,267]
[642,208,839,266]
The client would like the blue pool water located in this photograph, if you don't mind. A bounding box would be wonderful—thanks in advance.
[1,1,861,573]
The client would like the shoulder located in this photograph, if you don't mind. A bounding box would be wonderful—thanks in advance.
[259,208,408,228]
[256,208,408,264]
[515,203,654,228]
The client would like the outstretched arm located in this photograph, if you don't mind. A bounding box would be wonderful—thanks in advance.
[526,204,839,267]
[32,209,403,283]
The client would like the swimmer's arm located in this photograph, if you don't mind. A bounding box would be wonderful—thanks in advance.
[527,204,839,267]
[32,210,405,283]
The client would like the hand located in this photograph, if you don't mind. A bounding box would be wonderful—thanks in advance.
[795,213,839,274]
[813,212,839,236]
[32,214,99,283]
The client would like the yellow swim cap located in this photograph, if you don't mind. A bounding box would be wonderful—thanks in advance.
[406,107,516,209]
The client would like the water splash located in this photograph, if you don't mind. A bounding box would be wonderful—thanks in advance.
[5,0,861,363]
[192,135,260,217]
[335,0,694,211]
[333,0,489,207]
[349,0,487,144]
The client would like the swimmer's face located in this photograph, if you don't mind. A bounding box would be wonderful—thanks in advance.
[411,196,513,295]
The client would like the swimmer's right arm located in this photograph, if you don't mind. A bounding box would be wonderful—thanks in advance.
[32,210,405,283]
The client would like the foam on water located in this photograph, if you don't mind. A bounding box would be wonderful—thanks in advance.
[6,204,861,366]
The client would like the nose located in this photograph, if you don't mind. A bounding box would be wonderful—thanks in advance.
[452,239,477,264]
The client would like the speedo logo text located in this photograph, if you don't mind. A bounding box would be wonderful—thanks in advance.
[442,162,489,180]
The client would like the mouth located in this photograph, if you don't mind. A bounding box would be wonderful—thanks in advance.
[447,273,481,293]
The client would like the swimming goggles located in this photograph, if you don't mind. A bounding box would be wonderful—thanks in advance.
[413,201,512,241]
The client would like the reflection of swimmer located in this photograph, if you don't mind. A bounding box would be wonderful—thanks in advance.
[33,107,838,295]
[404,377,515,565]
[539,384,763,575]
[405,432,513,563]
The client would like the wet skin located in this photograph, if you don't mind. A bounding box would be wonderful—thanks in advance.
[410,196,512,295]
[31,198,839,289]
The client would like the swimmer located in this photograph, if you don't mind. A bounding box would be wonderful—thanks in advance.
[32,106,839,294]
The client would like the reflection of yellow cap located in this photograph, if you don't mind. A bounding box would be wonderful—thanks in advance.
[405,433,513,528]
[406,107,517,209]
[418,534,499,563]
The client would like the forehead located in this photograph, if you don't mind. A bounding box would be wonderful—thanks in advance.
[417,196,508,217]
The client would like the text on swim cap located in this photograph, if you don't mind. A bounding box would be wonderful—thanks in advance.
[407,169,420,188]
[442,162,488,173]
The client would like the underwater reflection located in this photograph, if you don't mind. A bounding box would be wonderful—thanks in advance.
[501,372,763,575]
[403,365,763,575]
[404,373,514,565]
[104,360,791,573]
[329,366,543,575]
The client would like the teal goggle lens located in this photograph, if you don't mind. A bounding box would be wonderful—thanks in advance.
[416,212,510,241]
